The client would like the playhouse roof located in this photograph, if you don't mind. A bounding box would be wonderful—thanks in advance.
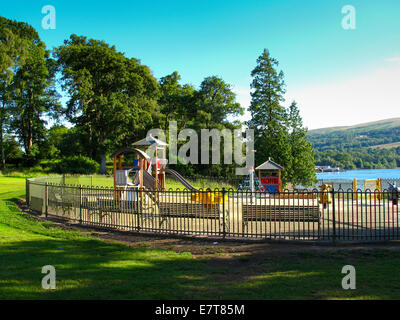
[132,134,168,147]
[111,147,151,160]
[255,158,284,171]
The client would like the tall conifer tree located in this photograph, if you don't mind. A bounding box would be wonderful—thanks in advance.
[287,101,316,186]
[247,49,291,182]
[248,49,316,186]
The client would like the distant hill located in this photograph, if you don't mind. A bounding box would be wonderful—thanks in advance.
[309,117,400,134]
[307,118,400,170]
[308,118,400,151]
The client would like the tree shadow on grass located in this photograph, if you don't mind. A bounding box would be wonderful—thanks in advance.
[2,196,399,299]
[2,235,397,300]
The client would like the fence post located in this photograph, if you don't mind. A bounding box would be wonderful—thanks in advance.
[331,188,336,243]
[79,184,82,224]
[353,179,358,200]
[26,179,30,207]
[138,188,142,232]
[44,182,48,218]
[222,188,226,239]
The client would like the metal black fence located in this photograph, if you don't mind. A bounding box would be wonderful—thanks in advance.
[26,176,399,242]
[172,176,400,192]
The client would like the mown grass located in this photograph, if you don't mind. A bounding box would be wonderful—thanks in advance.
[165,177,236,190]
[1,176,400,299]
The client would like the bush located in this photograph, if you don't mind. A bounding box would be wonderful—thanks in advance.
[53,156,99,174]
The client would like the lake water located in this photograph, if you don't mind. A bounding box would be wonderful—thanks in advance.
[317,168,400,181]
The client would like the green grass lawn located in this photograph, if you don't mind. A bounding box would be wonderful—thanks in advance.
[1,176,400,299]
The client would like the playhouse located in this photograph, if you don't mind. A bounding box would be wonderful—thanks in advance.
[255,158,283,193]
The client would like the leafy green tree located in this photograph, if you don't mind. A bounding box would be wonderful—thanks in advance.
[158,71,196,133]
[10,44,61,164]
[57,126,91,158]
[158,73,244,177]
[40,125,69,159]
[286,101,316,186]
[0,17,30,168]
[193,76,244,177]
[247,49,291,183]
[55,35,160,173]
[2,134,23,166]
[194,76,243,130]
[0,17,61,165]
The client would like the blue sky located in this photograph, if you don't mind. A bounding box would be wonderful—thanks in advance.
[2,0,400,129]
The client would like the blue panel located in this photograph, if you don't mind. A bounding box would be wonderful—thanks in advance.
[265,185,278,193]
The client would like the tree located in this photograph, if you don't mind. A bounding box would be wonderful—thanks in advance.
[195,76,244,177]
[247,49,291,183]
[0,17,30,169]
[0,17,61,166]
[158,73,244,177]
[55,35,160,173]
[158,71,196,133]
[2,134,23,166]
[40,125,69,159]
[194,76,243,130]
[10,43,61,164]
[286,101,316,186]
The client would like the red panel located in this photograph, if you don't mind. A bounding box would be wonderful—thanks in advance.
[261,177,279,185]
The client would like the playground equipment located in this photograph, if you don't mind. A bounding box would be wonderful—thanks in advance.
[190,191,228,208]
[164,168,197,191]
[111,135,226,208]
[351,178,382,200]
[388,182,399,205]
[318,184,332,208]
[363,178,382,192]
[255,158,283,193]
[111,135,168,203]
[238,166,264,192]
[364,178,382,200]
[132,135,168,191]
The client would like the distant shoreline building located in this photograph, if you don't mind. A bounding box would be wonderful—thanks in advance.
[315,165,341,172]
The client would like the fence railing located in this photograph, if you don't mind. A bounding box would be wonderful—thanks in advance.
[26,176,399,242]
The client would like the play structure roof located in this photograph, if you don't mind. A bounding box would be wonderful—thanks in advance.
[132,134,168,147]
[110,147,151,160]
[256,158,284,171]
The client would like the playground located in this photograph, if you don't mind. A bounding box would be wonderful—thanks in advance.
[2,175,400,300]
[25,135,400,242]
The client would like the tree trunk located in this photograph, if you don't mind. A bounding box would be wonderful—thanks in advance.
[0,116,5,170]
[27,90,34,154]
[100,153,107,174]
[0,100,5,170]
[28,118,33,151]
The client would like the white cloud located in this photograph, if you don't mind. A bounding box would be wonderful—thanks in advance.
[386,57,400,62]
